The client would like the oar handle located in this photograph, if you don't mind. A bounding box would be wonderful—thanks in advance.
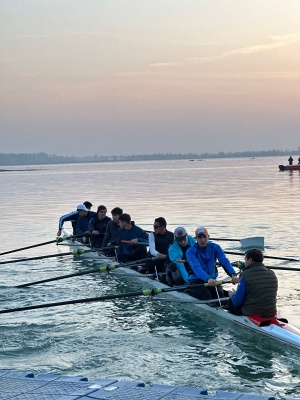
[121,240,149,245]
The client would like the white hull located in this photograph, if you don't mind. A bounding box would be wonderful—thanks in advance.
[61,229,114,263]
[62,229,300,350]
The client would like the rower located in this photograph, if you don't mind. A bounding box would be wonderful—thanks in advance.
[229,248,278,316]
[139,217,174,275]
[186,227,239,302]
[117,213,148,263]
[166,227,196,285]
[57,201,93,236]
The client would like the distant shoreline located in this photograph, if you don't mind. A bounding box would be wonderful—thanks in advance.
[0,150,299,166]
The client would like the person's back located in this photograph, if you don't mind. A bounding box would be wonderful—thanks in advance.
[240,262,277,315]
[230,248,278,316]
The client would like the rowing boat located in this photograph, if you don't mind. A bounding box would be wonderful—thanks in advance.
[61,229,300,350]
[279,164,300,171]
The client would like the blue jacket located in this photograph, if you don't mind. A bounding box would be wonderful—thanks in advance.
[230,277,246,306]
[58,211,79,232]
[186,241,235,282]
[75,211,96,235]
[168,235,196,283]
[118,225,149,257]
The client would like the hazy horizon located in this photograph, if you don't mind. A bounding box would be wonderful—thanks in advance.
[1,1,299,156]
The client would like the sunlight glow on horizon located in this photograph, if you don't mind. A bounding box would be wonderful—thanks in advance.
[0,1,299,156]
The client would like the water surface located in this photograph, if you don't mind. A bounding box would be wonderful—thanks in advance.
[0,157,299,396]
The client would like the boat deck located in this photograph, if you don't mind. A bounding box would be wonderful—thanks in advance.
[0,369,294,400]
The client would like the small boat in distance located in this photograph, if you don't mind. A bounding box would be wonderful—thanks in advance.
[279,164,300,171]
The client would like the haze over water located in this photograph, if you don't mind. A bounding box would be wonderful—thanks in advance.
[0,156,299,397]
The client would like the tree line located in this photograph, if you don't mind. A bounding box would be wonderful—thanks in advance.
[0,149,299,166]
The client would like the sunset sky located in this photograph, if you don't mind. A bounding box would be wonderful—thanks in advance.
[0,1,299,156]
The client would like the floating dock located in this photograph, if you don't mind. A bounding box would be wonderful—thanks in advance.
[0,369,296,400]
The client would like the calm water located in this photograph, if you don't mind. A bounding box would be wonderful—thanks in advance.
[0,157,299,397]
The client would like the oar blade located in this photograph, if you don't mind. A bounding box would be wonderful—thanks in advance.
[239,237,264,249]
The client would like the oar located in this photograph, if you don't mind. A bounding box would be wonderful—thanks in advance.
[0,234,87,256]
[224,251,299,262]
[231,261,300,272]
[0,248,107,266]
[15,256,164,288]
[210,237,264,248]
[144,231,264,249]
[0,280,229,315]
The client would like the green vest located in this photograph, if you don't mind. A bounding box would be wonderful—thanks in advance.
[241,262,278,316]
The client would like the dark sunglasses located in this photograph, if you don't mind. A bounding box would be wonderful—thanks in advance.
[153,225,162,229]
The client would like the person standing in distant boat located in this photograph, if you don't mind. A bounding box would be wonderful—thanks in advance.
[229,248,278,316]
[57,201,93,236]
[117,213,149,263]
[166,227,196,285]
[186,227,239,301]
[288,156,293,165]
[88,205,111,248]
[140,217,174,274]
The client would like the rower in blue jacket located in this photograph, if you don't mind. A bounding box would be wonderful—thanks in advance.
[186,226,238,301]
[57,201,93,236]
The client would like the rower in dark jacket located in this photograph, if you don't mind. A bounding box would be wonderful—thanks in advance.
[229,248,278,316]
[140,217,174,274]
[102,207,123,256]
[117,213,148,263]
[88,205,111,248]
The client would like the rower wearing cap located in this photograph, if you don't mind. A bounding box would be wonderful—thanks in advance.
[75,204,96,236]
[166,227,196,285]
[57,201,93,236]
[186,226,239,301]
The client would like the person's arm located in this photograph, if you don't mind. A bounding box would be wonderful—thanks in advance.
[137,227,149,243]
[88,218,95,233]
[148,233,158,256]
[102,221,111,247]
[230,277,247,306]
[177,263,189,283]
[168,245,189,283]
[57,211,77,235]
[186,246,211,281]
[215,244,236,277]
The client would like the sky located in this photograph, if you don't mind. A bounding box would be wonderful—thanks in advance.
[0,1,299,156]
